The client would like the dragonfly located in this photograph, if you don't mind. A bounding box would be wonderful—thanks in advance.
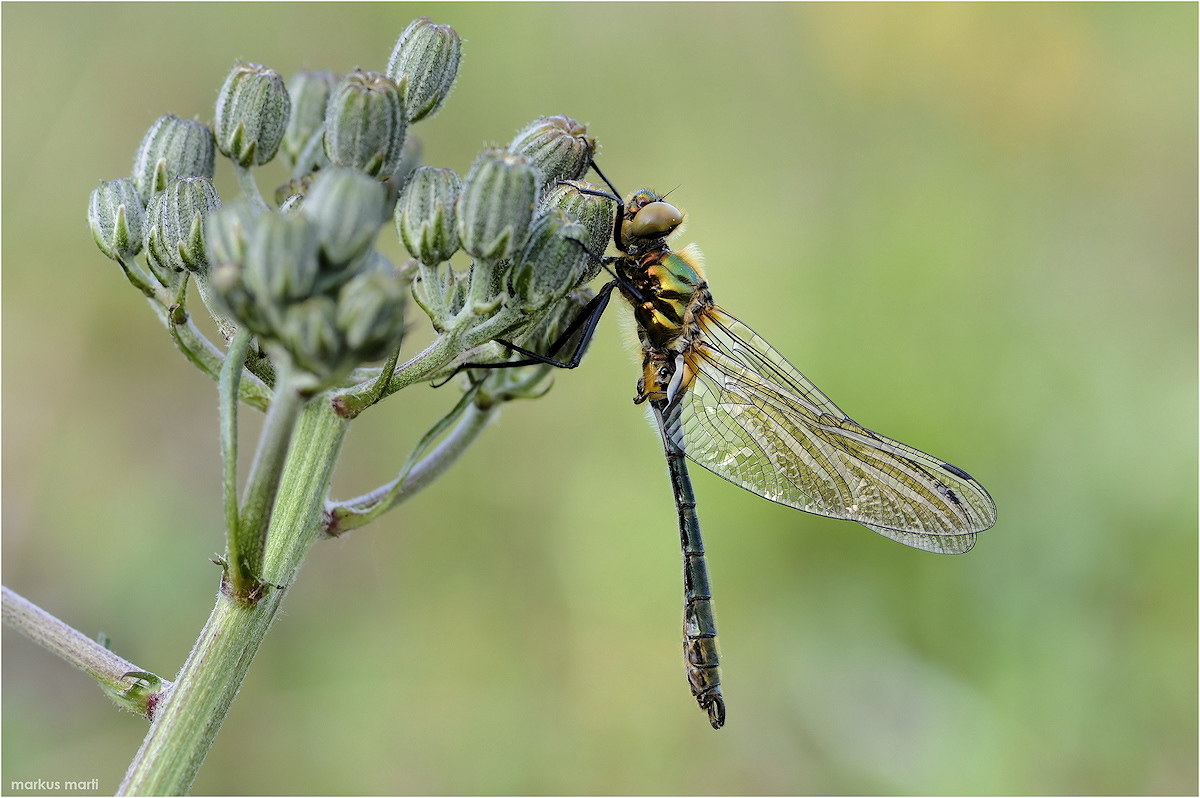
[475,161,997,729]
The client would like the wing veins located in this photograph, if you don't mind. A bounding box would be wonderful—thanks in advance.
[679,307,995,543]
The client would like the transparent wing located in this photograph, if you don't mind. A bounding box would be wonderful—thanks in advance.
[678,307,996,554]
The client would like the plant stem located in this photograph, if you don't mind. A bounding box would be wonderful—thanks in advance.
[234,163,268,209]
[328,383,495,534]
[220,329,250,589]
[232,361,306,596]
[118,397,349,796]
[333,302,528,418]
[148,298,272,411]
[2,586,170,717]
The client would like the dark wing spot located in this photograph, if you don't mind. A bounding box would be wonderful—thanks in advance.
[940,461,974,481]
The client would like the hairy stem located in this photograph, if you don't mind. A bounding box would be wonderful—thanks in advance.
[119,397,349,796]
[232,360,307,597]
[2,586,170,718]
[328,383,496,534]
[220,329,251,589]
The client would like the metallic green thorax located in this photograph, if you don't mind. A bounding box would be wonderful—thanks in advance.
[619,250,705,353]
[610,189,710,406]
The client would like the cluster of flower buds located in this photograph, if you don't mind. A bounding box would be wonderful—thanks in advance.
[89,16,616,394]
[208,167,407,381]
[90,114,222,296]
[396,115,612,352]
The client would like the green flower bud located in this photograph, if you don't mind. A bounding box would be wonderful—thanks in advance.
[335,268,406,361]
[89,178,145,260]
[508,210,591,310]
[396,166,461,265]
[144,176,221,281]
[457,149,540,261]
[386,18,462,124]
[282,71,338,167]
[300,166,387,266]
[131,115,215,202]
[290,125,332,181]
[243,212,320,312]
[215,62,291,167]
[323,70,407,179]
[144,195,181,291]
[205,197,263,269]
[210,257,273,340]
[540,179,615,259]
[510,116,594,186]
[517,284,594,357]
[279,296,343,377]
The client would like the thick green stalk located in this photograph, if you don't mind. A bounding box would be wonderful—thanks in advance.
[233,363,306,596]
[220,329,251,591]
[118,398,349,796]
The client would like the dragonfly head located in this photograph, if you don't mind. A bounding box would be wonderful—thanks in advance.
[624,189,683,244]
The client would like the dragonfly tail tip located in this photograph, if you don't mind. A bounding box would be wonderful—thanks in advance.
[704,694,726,729]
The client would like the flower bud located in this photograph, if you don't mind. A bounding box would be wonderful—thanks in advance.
[301,166,387,266]
[335,268,406,361]
[131,115,215,202]
[508,210,591,310]
[324,70,407,179]
[510,116,594,185]
[205,197,263,270]
[540,179,615,260]
[279,296,343,377]
[386,18,462,124]
[290,126,332,180]
[215,62,291,167]
[282,71,338,167]
[396,166,461,265]
[457,149,540,261]
[518,284,594,357]
[144,176,221,281]
[243,212,320,311]
[89,178,145,260]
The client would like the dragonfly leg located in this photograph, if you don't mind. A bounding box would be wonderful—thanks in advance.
[441,280,617,379]
[586,157,628,253]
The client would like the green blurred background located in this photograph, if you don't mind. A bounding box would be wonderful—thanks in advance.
[3,3,1195,794]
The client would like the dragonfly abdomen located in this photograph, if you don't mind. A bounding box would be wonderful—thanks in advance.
[656,399,726,729]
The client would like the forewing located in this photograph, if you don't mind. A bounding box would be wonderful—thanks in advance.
[680,307,996,553]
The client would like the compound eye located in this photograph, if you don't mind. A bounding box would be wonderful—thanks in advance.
[629,201,682,239]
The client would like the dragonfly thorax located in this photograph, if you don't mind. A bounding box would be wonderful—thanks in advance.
[618,249,709,350]
[617,247,712,407]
